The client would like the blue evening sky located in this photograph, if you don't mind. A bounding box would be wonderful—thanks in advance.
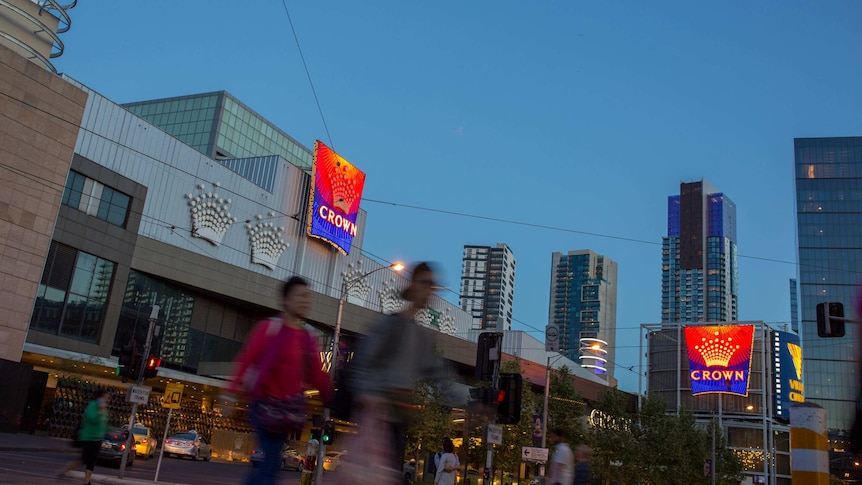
[56,1,862,392]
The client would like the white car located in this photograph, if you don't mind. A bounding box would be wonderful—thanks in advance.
[323,451,347,471]
[163,431,212,461]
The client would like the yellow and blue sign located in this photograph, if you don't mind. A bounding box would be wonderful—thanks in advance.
[774,331,804,419]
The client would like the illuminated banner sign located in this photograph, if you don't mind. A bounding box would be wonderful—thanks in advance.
[774,331,804,419]
[684,325,755,396]
[306,141,366,255]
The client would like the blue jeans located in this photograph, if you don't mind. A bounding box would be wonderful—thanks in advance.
[245,401,286,485]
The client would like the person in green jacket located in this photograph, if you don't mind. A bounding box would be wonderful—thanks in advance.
[59,389,110,485]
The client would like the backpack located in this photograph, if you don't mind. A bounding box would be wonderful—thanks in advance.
[428,451,441,476]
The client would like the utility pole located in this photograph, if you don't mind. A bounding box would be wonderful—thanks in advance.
[119,305,159,478]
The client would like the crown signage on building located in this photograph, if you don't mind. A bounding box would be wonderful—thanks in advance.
[306,141,366,255]
[684,325,755,396]
[774,331,804,419]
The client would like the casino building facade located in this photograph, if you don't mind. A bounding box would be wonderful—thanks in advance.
[643,321,800,484]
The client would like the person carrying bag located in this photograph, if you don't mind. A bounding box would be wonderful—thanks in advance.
[227,277,333,485]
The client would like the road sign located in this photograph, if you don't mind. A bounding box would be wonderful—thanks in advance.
[485,424,503,445]
[127,385,151,405]
[162,382,184,409]
[521,446,549,463]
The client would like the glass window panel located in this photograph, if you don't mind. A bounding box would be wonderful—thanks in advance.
[31,285,62,333]
[59,293,87,338]
[79,298,106,342]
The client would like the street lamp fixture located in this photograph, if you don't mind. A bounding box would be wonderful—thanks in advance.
[314,260,405,485]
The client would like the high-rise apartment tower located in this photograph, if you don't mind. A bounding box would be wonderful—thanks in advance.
[459,244,516,331]
[546,250,617,382]
[662,180,738,323]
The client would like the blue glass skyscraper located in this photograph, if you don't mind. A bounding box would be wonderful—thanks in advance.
[662,180,738,323]
[795,136,862,436]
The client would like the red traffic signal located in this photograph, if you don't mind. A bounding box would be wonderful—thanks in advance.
[143,356,161,379]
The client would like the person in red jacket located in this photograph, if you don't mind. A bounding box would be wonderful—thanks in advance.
[228,276,333,485]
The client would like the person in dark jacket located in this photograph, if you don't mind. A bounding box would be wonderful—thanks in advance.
[573,444,593,485]
[349,262,451,471]
[59,389,110,485]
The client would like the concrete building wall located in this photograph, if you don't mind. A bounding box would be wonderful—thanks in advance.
[0,43,86,362]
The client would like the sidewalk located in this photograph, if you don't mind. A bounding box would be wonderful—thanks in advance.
[0,431,74,453]
[0,432,191,485]
[64,471,190,485]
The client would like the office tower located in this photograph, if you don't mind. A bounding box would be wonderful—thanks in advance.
[460,244,516,331]
[662,180,738,323]
[790,278,800,333]
[794,136,862,434]
[546,250,617,382]
[123,92,313,181]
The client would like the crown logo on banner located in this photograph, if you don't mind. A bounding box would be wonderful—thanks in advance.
[328,161,361,213]
[185,183,238,246]
[788,343,803,380]
[245,213,289,270]
[694,331,741,367]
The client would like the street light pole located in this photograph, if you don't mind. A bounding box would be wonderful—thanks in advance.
[313,262,404,485]
[541,353,564,478]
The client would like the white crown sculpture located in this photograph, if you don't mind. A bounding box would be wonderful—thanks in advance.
[379,279,406,314]
[185,182,237,246]
[342,260,372,300]
[438,309,457,336]
[245,212,289,270]
[415,308,434,328]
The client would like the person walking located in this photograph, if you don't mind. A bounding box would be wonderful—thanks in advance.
[433,437,460,474]
[348,262,452,477]
[573,444,593,485]
[58,389,109,484]
[434,438,458,485]
[227,276,334,485]
[547,428,574,485]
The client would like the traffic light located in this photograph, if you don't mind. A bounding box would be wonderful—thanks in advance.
[817,302,845,337]
[475,332,503,381]
[142,356,161,379]
[118,341,137,383]
[483,467,490,480]
[321,420,336,445]
[496,373,523,424]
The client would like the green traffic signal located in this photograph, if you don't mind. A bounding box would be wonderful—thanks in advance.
[322,421,335,444]
[115,366,121,376]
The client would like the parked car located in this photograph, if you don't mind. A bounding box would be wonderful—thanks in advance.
[97,427,135,467]
[250,445,305,471]
[128,424,157,458]
[322,450,347,471]
[163,431,211,461]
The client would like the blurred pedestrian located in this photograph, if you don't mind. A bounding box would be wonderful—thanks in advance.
[573,444,593,485]
[434,438,458,485]
[227,276,334,485]
[348,262,452,477]
[547,428,573,485]
[58,389,109,485]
